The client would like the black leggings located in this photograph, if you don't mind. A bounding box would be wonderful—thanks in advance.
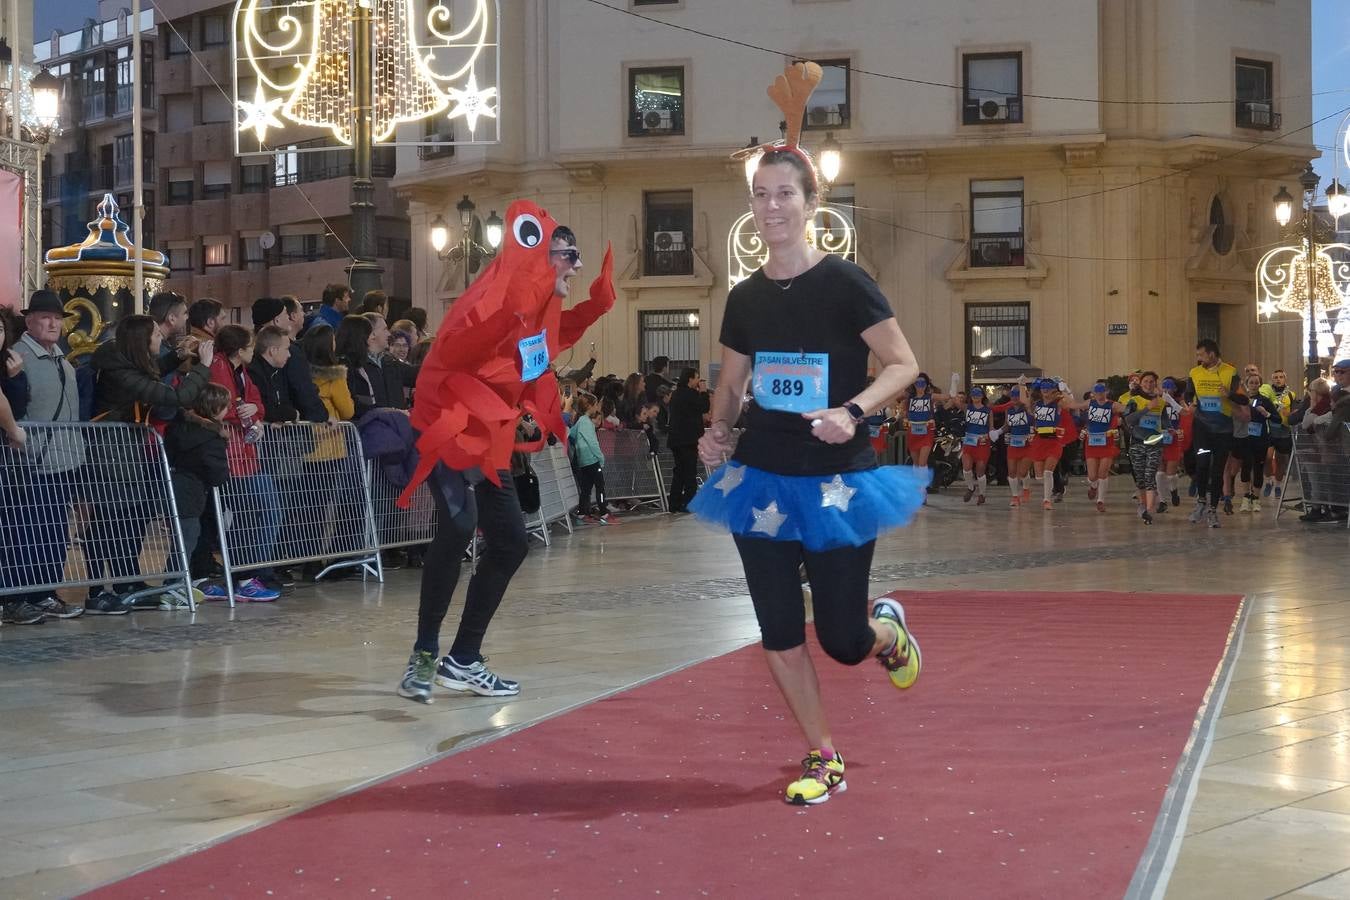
[1239,435,1271,491]
[733,535,877,664]
[669,444,699,510]
[1192,425,1233,507]
[414,468,528,661]
[573,462,605,513]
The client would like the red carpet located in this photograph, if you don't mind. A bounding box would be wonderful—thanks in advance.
[89,591,1240,899]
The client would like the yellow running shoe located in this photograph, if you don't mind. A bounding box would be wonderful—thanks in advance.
[784,750,846,805]
[872,597,922,690]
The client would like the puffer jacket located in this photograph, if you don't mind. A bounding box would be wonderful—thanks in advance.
[91,341,210,423]
[209,355,264,477]
[356,407,418,487]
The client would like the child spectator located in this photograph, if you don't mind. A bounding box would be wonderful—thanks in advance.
[568,392,608,522]
[165,383,231,582]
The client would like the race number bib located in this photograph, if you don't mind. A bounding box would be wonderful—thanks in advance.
[1199,396,1221,414]
[518,330,549,383]
[1247,421,1264,437]
[1162,432,1175,445]
[1087,432,1108,447]
[962,433,981,447]
[1139,414,1160,432]
[909,421,928,436]
[752,352,828,414]
[1009,434,1029,448]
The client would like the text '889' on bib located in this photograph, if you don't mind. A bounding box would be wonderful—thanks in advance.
[752,351,829,414]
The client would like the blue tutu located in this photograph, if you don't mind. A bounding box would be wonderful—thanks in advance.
[688,462,930,551]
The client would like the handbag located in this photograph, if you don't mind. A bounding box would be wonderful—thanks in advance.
[514,466,541,513]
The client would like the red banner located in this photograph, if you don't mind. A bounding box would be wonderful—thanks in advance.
[0,167,21,309]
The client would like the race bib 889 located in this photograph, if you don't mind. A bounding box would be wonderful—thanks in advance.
[752,351,829,414]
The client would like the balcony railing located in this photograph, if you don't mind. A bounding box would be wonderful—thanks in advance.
[267,236,412,266]
[970,232,1025,268]
[113,158,155,186]
[1236,100,1281,131]
[89,164,115,193]
[81,93,107,123]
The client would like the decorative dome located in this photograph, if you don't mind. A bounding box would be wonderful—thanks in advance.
[44,192,169,290]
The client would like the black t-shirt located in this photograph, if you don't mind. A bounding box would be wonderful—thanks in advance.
[720,254,894,475]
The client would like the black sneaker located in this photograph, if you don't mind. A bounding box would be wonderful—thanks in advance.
[34,596,84,619]
[85,590,132,615]
[1155,502,1168,514]
[272,567,297,588]
[382,551,406,571]
[257,575,294,596]
[2,600,46,624]
[435,654,520,697]
[1171,490,1181,507]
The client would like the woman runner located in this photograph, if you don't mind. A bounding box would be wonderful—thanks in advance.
[947,385,999,505]
[1019,377,1075,511]
[900,372,946,496]
[694,63,928,806]
[1077,382,1123,513]
[992,386,1034,506]
[1158,377,1192,508]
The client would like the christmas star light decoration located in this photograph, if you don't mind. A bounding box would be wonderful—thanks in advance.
[750,502,787,538]
[444,69,497,135]
[237,84,285,143]
[819,474,857,511]
[715,464,746,496]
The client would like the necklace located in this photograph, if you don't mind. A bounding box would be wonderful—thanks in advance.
[771,276,795,291]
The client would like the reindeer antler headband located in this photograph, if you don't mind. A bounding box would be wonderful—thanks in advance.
[731,61,824,190]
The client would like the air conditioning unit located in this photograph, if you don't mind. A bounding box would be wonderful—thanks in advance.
[652,230,685,251]
[978,98,1009,122]
[642,109,675,134]
[1246,101,1272,127]
[980,241,1012,266]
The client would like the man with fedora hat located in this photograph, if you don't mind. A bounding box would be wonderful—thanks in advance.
[1,290,86,624]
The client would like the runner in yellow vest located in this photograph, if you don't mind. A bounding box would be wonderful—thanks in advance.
[1260,369,1295,500]
[1185,339,1242,528]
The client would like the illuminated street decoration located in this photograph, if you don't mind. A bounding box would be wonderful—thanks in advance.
[232,0,500,153]
[1255,242,1350,321]
[728,205,856,287]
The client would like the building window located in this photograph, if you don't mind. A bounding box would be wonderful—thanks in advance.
[804,59,849,130]
[639,309,700,374]
[202,160,232,198]
[169,246,194,273]
[644,190,693,276]
[164,26,189,57]
[969,178,1024,268]
[963,52,1023,125]
[966,303,1030,374]
[241,235,266,271]
[167,179,193,205]
[1197,303,1221,346]
[419,116,455,160]
[201,87,232,124]
[278,233,325,263]
[629,66,685,137]
[204,239,231,271]
[240,164,269,193]
[201,14,227,48]
[1235,58,1278,130]
[1210,196,1234,255]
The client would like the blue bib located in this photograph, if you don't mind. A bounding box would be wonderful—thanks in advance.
[1140,414,1160,433]
[909,421,928,435]
[1247,420,1264,437]
[1087,432,1108,447]
[517,330,549,383]
[1162,432,1175,445]
[1199,396,1221,414]
[962,433,982,447]
[1009,434,1029,448]
[753,352,828,414]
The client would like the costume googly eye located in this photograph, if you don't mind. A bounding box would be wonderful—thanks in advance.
[513,214,543,249]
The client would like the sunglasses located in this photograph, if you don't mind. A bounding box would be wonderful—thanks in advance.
[550,248,582,265]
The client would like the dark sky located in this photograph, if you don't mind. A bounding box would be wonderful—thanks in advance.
[35,0,99,41]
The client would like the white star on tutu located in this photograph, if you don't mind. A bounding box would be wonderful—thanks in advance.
[750,501,787,537]
[819,474,857,511]
[716,464,746,495]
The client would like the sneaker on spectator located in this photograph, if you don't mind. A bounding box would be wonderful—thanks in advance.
[435,654,520,697]
[85,591,132,616]
[382,551,406,571]
[235,578,281,602]
[34,596,84,619]
[257,574,294,596]
[271,567,297,588]
[200,582,229,601]
[1,600,47,625]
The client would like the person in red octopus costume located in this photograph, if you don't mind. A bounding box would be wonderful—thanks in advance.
[397,202,615,703]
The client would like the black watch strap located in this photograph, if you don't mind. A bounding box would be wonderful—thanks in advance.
[843,401,866,423]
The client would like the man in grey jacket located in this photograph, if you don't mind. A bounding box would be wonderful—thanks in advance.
[2,290,85,624]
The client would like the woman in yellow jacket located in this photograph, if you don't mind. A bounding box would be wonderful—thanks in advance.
[299,324,361,577]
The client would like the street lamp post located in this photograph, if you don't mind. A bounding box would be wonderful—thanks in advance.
[1273,165,1336,388]
[429,195,503,290]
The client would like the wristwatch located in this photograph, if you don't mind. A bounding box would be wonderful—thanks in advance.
[843,401,866,423]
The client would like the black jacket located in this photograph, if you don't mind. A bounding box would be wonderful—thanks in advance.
[91,341,211,422]
[283,347,329,422]
[347,354,411,418]
[164,415,230,489]
[644,371,674,403]
[667,382,710,448]
[247,357,300,423]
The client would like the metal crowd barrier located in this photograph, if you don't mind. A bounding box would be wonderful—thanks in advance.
[526,442,580,544]
[1276,426,1350,528]
[368,461,436,551]
[212,423,381,606]
[0,422,194,609]
[597,428,666,511]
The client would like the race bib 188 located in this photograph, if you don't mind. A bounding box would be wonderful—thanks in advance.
[752,351,829,414]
